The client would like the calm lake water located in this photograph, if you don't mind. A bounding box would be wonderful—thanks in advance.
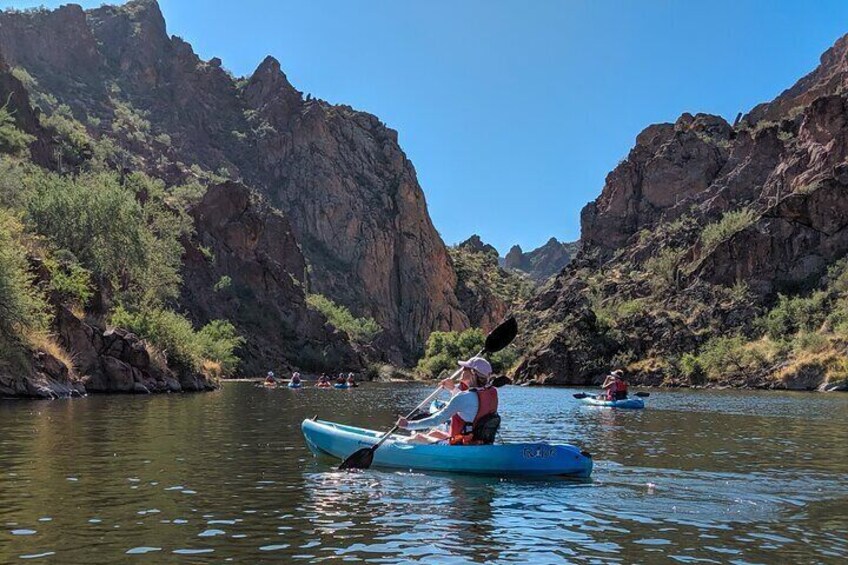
[1,383,847,563]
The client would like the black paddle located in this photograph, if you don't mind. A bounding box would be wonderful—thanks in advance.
[338,317,518,471]
[573,391,650,399]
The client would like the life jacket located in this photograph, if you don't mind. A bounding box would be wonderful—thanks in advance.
[449,387,499,446]
[607,378,628,400]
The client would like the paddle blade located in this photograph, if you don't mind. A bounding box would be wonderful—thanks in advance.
[338,446,375,470]
[484,317,518,354]
[490,375,512,388]
[573,393,589,399]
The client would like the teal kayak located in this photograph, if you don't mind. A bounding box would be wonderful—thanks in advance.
[579,396,645,410]
[301,419,593,478]
[333,383,350,389]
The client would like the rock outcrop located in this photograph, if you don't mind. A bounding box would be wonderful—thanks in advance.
[181,182,362,373]
[502,238,579,281]
[55,307,216,393]
[515,32,848,389]
[0,0,474,362]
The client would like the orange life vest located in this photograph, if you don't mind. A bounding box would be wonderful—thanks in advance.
[607,378,628,400]
[449,387,498,445]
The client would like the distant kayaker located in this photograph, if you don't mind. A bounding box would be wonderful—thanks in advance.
[290,372,302,385]
[346,372,358,387]
[265,371,276,385]
[396,356,500,445]
[600,369,628,401]
[317,373,330,387]
[336,373,347,385]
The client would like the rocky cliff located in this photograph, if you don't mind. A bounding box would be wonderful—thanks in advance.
[515,33,848,392]
[0,0,473,365]
[503,238,579,281]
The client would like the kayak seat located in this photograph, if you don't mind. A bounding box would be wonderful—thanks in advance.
[472,413,501,445]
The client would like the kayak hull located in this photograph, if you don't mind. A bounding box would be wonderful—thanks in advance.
[287,382,302,389]
[579,396,645,410]
[301,419,592,478]
[333,383,350,389]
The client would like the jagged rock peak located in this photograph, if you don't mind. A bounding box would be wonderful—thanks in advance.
[458,234,499,256]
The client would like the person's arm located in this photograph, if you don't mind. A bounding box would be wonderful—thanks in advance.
[400,393,471,431]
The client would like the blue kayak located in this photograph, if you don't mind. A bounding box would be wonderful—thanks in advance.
[579,396,645,410]
[301,419,593,478]
[333,383,350,389]
[287,382,302,389]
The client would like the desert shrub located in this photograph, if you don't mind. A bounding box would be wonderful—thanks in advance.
[0,210,49,340]
[196,320,244,376]
[306,293,381,343]
[679,352,706,385]
[44,254,92,308]
[0,102,35,156]
[111,306,242,376]
[758,292,829,340]
[700,208,757,251]
[415,328,517,378]
[23,169,190,306]
[644,246,685,291]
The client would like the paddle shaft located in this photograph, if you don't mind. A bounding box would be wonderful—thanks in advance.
[368,346,485,452]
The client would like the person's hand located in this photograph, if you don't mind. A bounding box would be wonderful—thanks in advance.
[439,377,455,391]
[397,417,409,429]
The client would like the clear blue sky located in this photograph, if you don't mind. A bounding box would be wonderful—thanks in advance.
[4,1,848,254]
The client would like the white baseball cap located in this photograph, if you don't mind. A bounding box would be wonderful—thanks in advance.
[458,356,492,377]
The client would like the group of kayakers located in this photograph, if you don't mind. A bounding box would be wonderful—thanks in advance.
[263,371,358,388]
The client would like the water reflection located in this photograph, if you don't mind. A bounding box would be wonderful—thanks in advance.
[0,383,846,562]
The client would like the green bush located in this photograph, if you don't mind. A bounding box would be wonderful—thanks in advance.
[111,306,243,376]
[415,328,517,378]
[700,208,757,251]
[196,319,244,376]
[758,292,829,340]
[22,169,190,306]
[306,293,381,343]
[44,254,92,308]
[0,103,35,156]
[644,246,685,291]
[679,352,705,385]
[0,210,49,340]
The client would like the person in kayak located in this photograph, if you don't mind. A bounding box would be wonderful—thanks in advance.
[396,356,500,445]
[336,373,347,386]
[290,372,302,386]
[346,372,358,387]
[265,371,276,385]
[600,369,628,401]
[317,373,330,387]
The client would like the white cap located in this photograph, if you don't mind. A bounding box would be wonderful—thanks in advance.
[458,356,492,377]
[267,371,274,377]
[293,372,300,378]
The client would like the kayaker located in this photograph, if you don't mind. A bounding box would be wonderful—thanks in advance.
[600,369,628,401]
[346,372,358,387]
[396,356,500,445]
[265,371,276,385]
[317,373,330,387]
[290,372,302,385]
[336,373,347,386]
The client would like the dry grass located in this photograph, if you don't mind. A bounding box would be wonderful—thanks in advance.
[202,359,223,380]
[776,339,848,388]
[24,331,76,376]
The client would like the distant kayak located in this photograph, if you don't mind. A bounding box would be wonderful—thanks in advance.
[579,396,645,410]
[302,419,593,478]
[333,383,350,389]
[287,382,302,389]
[316,383,331,388]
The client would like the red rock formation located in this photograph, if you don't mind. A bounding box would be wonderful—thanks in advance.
[0,0,475,363]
